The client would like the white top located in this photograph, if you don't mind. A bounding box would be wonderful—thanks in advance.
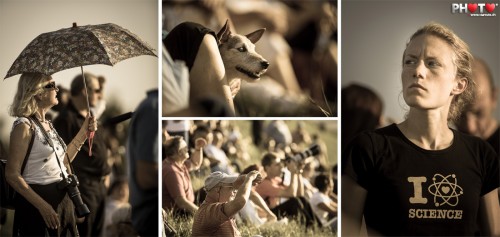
[13,117,68,185]
[310,191,334,227]
[239,200,265,226]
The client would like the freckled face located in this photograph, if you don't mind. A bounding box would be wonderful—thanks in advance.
[401,34,460,112]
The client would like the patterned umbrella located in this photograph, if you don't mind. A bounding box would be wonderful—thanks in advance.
[4,22,156,156]
[4,22,156,79]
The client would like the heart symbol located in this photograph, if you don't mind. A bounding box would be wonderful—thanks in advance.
[485,3,496,13]
[468,3,478,13]
[441,186,450,194]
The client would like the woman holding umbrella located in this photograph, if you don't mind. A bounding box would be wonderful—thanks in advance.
[5,72,97,236]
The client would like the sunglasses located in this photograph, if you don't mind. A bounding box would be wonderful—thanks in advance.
[43,81,57,90]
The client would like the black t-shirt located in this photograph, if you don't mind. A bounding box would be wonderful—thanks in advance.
[486,126,499,154]
[163,22,217,71]
[343,124,499,236]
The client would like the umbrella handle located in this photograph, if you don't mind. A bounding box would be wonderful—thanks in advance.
[81,66,95,157]
[80,66,92,114]
[87,131,95,156]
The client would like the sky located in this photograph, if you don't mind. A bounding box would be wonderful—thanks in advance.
[0,0,159,141]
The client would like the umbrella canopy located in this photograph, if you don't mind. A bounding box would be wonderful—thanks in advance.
[4,22,156,79]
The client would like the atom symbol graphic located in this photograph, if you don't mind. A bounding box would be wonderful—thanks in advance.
[428,174,463,207]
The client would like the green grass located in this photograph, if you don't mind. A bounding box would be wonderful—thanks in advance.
[165,209,336,237]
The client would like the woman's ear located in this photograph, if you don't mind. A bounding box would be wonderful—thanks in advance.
[451,77,467,95]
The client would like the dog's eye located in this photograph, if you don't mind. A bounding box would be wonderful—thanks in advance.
[237,47,247,52]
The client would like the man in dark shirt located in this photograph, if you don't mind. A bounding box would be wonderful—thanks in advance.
[127,90,158,236]
[53,73,111,237]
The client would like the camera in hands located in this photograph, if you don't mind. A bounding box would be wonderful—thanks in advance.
[286,144,321,163]
[57,174,90,217]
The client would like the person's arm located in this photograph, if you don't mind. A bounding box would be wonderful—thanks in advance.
[278,160,300,197]
[478,188,500,236]
[63,116,96,164]
[317,201,337,215]
[6,123,60,230]
[223,171,261,217]
[249,190,277,222]
[341,175,367,236]
[296,173,304,197]
[186,138,207,171]
[174,196,199,213]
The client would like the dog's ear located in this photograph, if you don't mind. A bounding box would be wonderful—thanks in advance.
[216,19,232,45]
[245,28,266,44]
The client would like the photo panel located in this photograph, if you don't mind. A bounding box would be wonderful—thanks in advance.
[162,1,338,117]
[341,0,499,236]
[0,0,159,236]
[162,119,338,236]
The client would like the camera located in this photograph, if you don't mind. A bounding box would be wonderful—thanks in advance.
[286,144,321,163]
[57,174,90,218]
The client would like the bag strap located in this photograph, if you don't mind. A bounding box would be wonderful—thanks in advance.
[20,117,36,175]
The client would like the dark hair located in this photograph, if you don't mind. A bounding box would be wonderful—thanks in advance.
[242,164,260,174]
[192,124,211,139]
[164,136,183,158]
[314,174,331,192]
[70,72,98,96]
[261,152,279,167]
[341,84,383,150]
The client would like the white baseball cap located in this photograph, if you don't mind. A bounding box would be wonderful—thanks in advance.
[204,171,239,192]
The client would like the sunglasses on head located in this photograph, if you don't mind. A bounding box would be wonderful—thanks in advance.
[43,81,56,90]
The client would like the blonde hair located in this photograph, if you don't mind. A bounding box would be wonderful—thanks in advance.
[9,72,52,117]
[404,22,475,122]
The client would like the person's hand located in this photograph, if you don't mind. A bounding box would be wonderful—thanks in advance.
[194,137,208,150]
[81,115,97,132]
[38,202,59,230]
[266,211,278,223]
[245,170,262,186]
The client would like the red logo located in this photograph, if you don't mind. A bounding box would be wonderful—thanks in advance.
[468,3,478,12]
[485,3,496,13]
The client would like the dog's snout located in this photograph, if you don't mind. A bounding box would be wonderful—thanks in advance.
[261,61,270,69]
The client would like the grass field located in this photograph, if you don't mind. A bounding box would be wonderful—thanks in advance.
[165,208,337,237]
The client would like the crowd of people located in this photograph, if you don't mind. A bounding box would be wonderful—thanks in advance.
[163,120,338,236]
[1,72,158,237]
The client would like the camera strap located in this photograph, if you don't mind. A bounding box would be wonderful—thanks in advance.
[30,116,74,179]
